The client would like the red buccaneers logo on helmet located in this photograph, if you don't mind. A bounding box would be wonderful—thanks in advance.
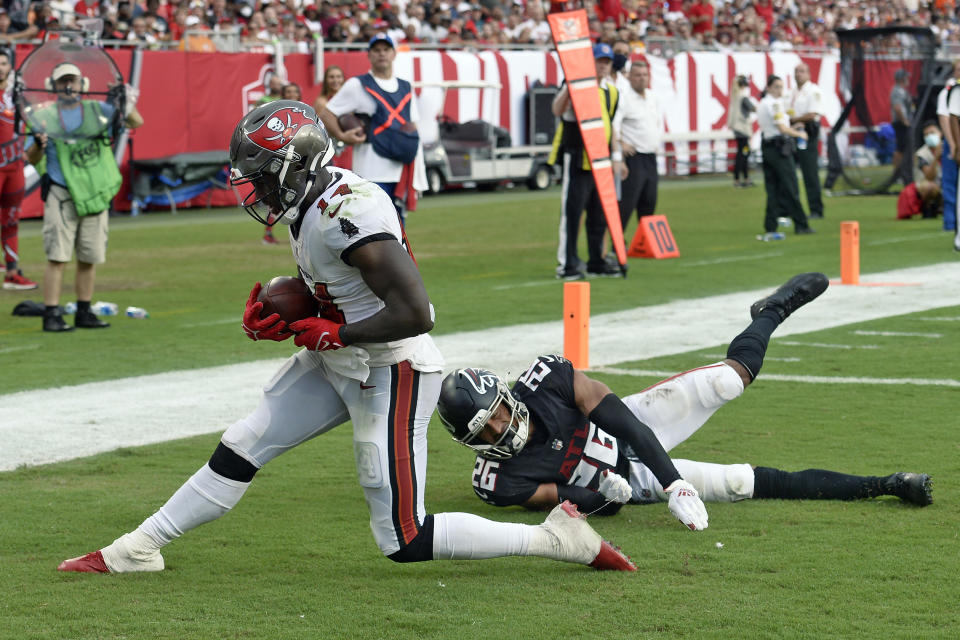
[248,107,316,152]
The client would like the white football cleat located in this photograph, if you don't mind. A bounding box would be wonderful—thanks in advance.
[539,501,636,571]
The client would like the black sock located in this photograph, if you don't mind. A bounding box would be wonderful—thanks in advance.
[45,304,59,316]
[753,467,883,500]
[77,300,91,313]
[725,309,780,380]
[5,261,14,272]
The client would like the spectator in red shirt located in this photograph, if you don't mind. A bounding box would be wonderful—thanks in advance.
[754,0,775,39]
[686,0,714,36]
[596,0,625,27]
[897,181,940,219]
[74,0,100,19]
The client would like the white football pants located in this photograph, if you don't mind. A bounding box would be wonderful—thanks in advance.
[621,362,755,503]
[220,349,438,556]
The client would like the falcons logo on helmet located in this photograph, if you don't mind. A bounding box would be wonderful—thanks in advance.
[248,107,316,152]
[461,368,499,395]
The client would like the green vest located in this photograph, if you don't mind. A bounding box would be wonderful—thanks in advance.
[33,102,122,216]
[548,83,619,171]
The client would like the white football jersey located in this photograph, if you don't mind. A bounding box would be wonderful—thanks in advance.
[289,168,443,374]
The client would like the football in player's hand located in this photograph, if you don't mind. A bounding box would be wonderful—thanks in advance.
[338,112,367,133]
[257,276,319,324]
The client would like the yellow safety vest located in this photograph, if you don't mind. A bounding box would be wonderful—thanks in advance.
[548,83,619,171]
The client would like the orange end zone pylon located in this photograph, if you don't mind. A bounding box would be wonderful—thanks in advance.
[548,10,627,272]
[627,214,680,259]
[563,281,590,369]
[841,221,859,285]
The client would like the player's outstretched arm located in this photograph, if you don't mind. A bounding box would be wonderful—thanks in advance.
[523,482,624,516]
[572,370,708,530]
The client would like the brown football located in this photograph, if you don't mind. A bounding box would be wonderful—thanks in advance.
[257,276,319,324]
[338,112,366,133]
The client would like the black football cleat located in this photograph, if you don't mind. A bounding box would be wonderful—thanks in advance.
[43,308,74,333]
[882,472,933,507]
[75,309,111,329]
[750,272,829,322]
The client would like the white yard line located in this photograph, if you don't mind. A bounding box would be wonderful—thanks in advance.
[178,317,244,328]
[3,261,960,472]
[699,353,801,362]
[0,344,40,355]
[594,367,960,388]
[853,330,942,338]
[679,251,784,267]
[776,341,879,350]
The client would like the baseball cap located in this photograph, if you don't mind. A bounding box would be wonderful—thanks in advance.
[368,33,395,49]
[51,62,82,81]
[894,68,909,81]
[593,42,613,60]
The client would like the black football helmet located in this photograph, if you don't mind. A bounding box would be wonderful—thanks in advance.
[229,100,334,227]
[437,368,530,460]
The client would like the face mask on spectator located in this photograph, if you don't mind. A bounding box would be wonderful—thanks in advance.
[612,53,627,72]
[925,132,941,148]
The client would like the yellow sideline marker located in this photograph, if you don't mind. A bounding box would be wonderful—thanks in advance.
[841,221,860,285]
[563,281,590,368]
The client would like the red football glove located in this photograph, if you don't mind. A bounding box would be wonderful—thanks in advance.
[289,317,346,351]
[241,282,292,341]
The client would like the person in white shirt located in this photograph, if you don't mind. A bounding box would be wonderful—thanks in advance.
[757,74,812,241]
[789,63,824,219]
[614,60,663,230]
[320,34,427,225]
[936,63,960,233]
[914,121,942,186]
[947,70,960,250]
[727,74,757,188]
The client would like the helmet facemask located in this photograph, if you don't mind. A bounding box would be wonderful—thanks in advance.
[232,149,298,226]
[229,101,335,227]
[440,374,530,460]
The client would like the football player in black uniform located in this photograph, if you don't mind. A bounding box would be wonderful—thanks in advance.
[437,273,932,520]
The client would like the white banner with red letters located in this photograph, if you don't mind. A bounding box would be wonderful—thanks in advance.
[392,49,840,175]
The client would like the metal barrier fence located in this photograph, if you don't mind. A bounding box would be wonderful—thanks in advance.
[14,33,952,60]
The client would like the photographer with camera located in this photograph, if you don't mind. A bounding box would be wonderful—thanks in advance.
[756,74,812,242]
[23,62,143,332]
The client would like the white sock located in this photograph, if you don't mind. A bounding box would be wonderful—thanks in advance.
[137,464,251,546]
[431,512,532,560]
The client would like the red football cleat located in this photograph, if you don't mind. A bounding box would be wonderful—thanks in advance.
[555,501,637,571]
[58,550,110,573]
[590,539,637,571]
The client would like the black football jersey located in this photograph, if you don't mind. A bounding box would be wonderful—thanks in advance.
[470,355,631,507]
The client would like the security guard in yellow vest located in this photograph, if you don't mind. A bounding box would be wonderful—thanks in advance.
[549,43,626,279]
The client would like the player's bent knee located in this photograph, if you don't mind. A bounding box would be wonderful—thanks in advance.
[386,515,435,563]
[693,363,744,408]
[208,442,259,483]
[722,463,754,501]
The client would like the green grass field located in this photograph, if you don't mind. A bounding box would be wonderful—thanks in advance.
[1,179,958,638]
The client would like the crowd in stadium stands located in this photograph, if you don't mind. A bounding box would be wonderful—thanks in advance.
[0,0,955,52]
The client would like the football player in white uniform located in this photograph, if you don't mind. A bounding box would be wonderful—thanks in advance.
[57,101,635,574]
